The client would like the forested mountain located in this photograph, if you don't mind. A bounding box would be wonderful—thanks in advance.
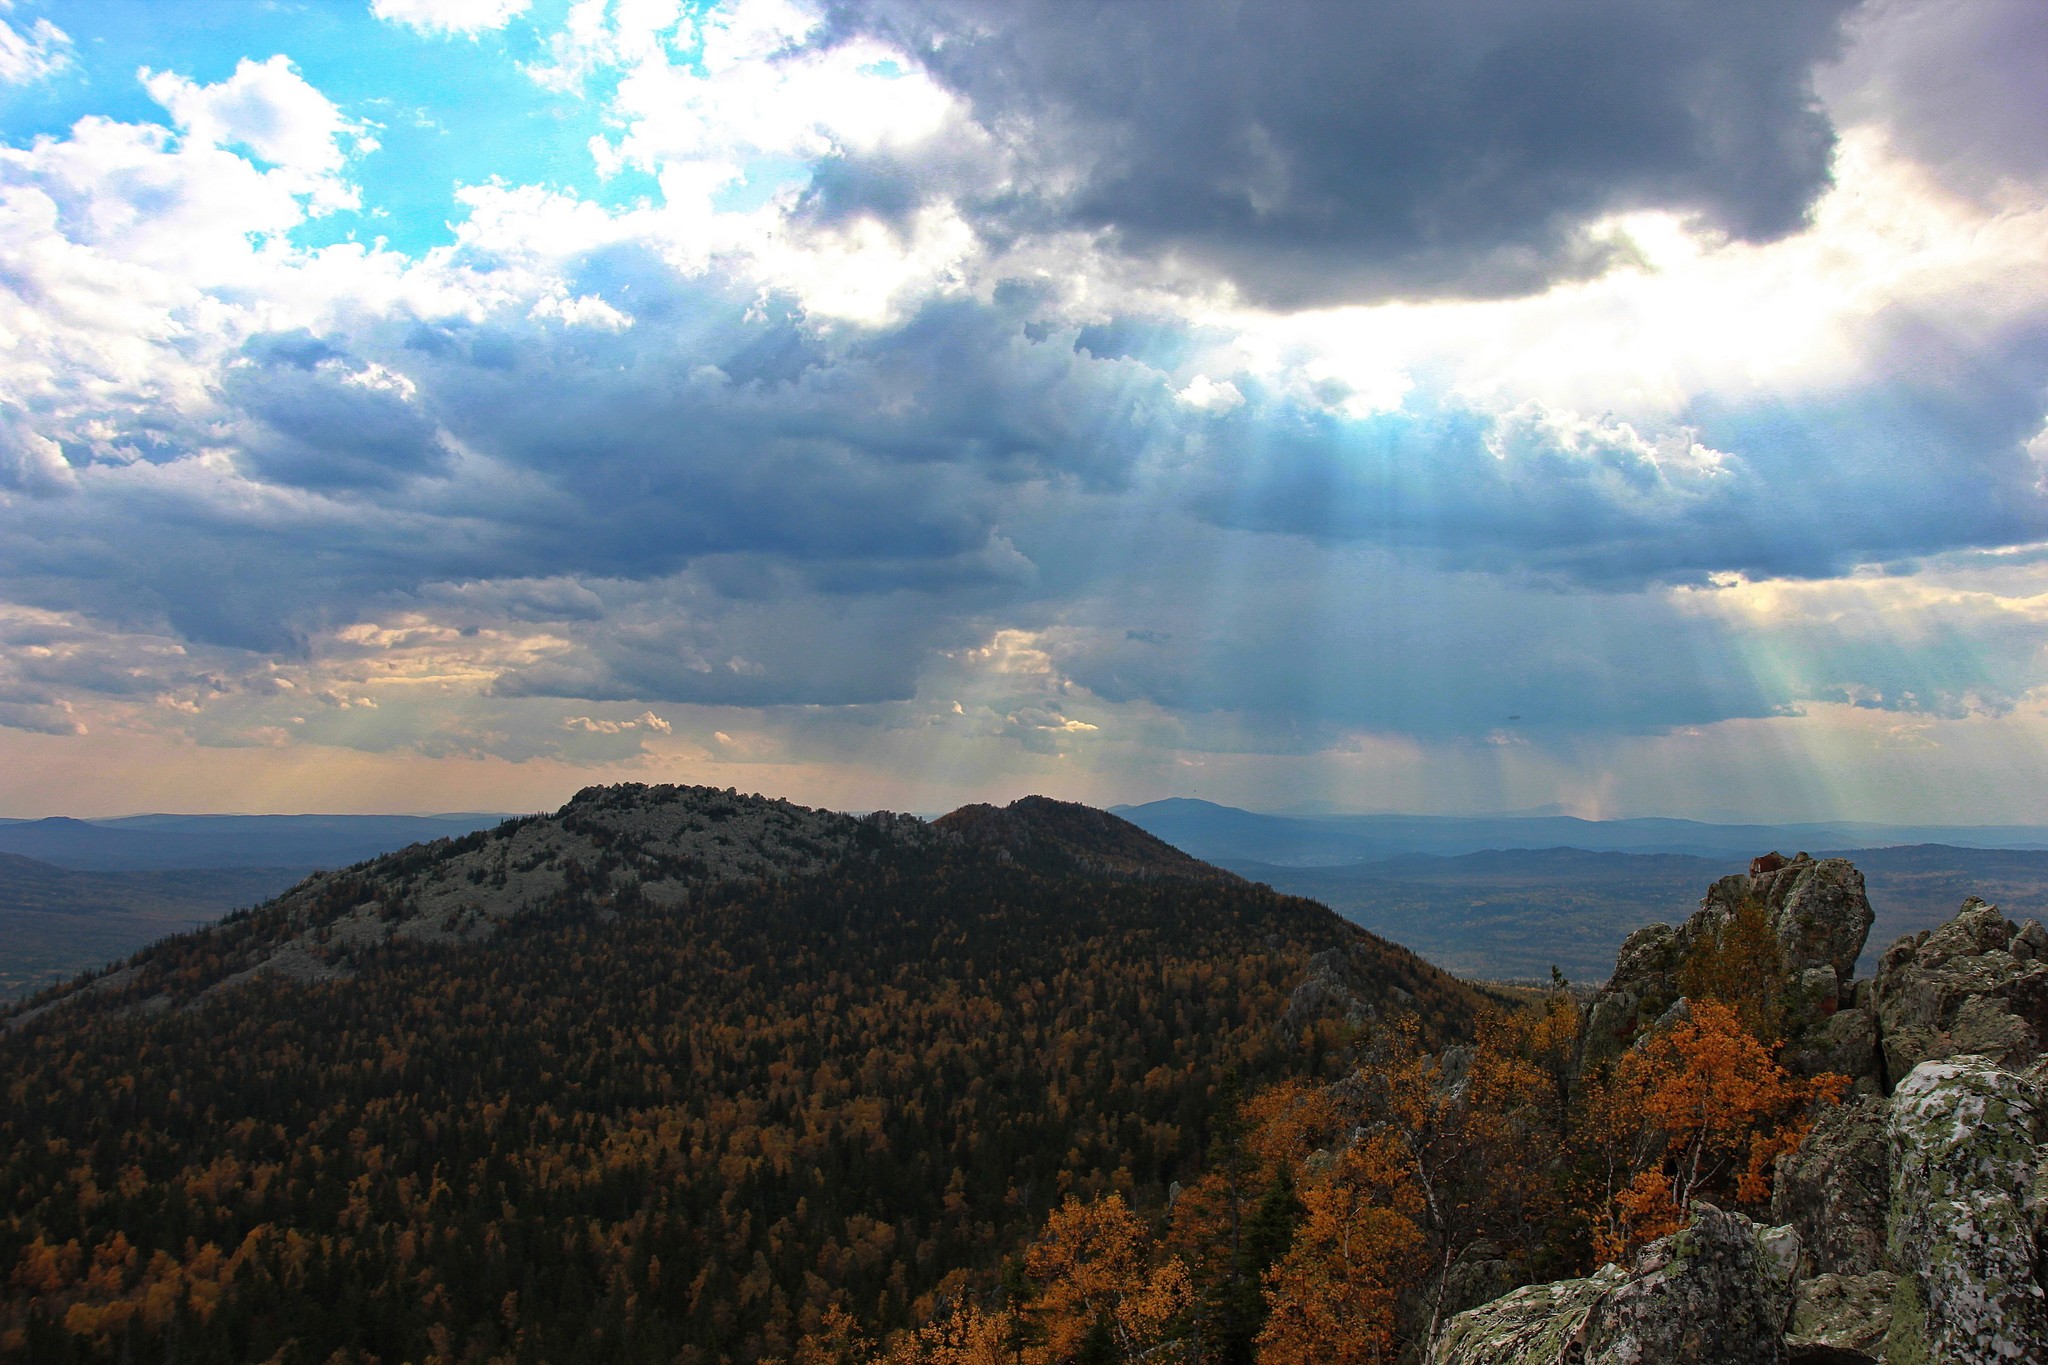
[0,786,1481,1365]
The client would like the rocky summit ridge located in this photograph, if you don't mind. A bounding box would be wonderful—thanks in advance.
[1435,851,2048,1365]
[3,785,1230,1032]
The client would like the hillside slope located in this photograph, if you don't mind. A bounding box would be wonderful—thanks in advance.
[0,786,1481,1365]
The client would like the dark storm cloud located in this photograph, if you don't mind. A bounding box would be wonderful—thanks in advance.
[0,254,1161,705]
[6,232,2045,733]
[224,351,452,491]
[817,0,1860,305]
[489,585,976,706]
[1823,0,2048,199]
[9,255,2045,710]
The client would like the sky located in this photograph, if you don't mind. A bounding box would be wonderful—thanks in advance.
[1,0,2046,821]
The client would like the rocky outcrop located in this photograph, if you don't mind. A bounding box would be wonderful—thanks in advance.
[1428,1206,1797,1365]
[1871,898,2048,1080]
[1771,1096,1890,1277]
[1734,854,1876,988]
[1784,1005,1885,1098]
[1281,946,1386,1032]
[1884,1055,2048,1363]
[1581,920,1689,1066]
[1445,873,2048,1365]
[1581,852,1876,1075]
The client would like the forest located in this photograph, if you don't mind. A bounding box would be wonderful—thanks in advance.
[0,798,1837,1365]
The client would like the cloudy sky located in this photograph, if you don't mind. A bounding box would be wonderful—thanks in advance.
[0,0,2045,820]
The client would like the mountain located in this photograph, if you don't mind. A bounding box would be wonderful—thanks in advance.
[1111,797,2048,865]
[1227,843,2048,983]
[0,785,1482,1364]
[0,854,310,1002]
[0,812,509,872]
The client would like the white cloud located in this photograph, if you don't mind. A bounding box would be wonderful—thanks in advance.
[141,56,368,213]
[1176,375,1244,412]
[0,13,68,85]
[0,419,74,496]
[563,710,672,735]
[371,0,533,37]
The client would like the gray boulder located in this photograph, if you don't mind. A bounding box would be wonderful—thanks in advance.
[1771,1095,1890,1277]
[1871,898,2048,1081]
[1581,922,1688,1065]
[1885,1055,2048,1362]
[1428,1205,1796,1365]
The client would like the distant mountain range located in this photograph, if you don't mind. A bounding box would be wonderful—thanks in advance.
[1109,797,2048,865]
[0,812,509,871]
[9,798,2048,1000]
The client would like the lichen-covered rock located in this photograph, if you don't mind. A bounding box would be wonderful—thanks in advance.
[1428,1264,1626,1364]
[1772,1095,1890,1276]
[1886,1055,2048,1362]
[1786,1271,1895,1360]
[1440,1248,1522,1324]
[1872,899,2048,1079]
[1428,1206,1795,1364]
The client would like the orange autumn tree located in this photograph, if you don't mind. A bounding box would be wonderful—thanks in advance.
[879,1302,1011,1365]
[1024,1194,1191,1365]
[1579,998,1846,1262]
[1254,1135,1424,1365]
[1323,1014,1569,1353]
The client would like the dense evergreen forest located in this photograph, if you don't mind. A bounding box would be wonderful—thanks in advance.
[0,794,1485,1365]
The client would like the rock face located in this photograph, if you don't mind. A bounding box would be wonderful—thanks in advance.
[1884,1055,2048,1363]
[1428,1206,1797,1365]
[1771,1096,1890,1277]
[1871,897,2048,1081]
[1581,852,1876,1074]
[1784,1005,1885,1098]
[1737,854,1875,988]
